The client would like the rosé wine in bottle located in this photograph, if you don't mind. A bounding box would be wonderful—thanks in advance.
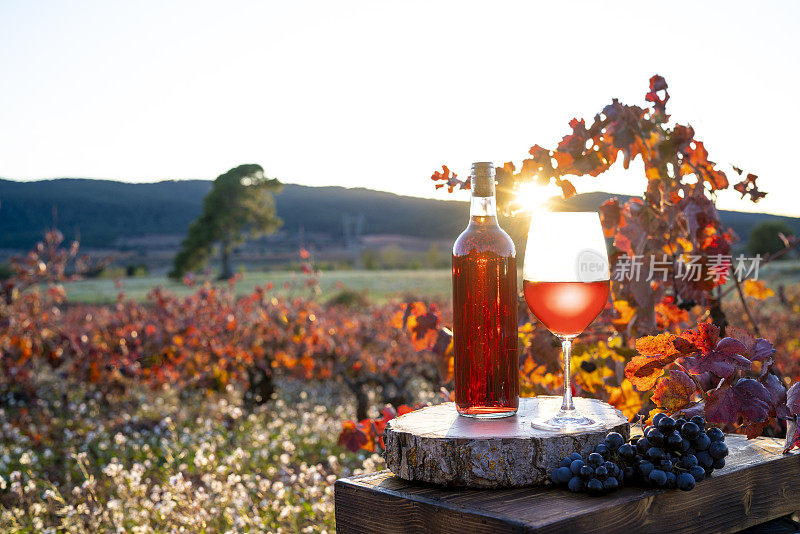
[452,162,519,418]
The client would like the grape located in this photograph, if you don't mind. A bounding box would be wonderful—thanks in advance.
[680,422,700,440]
[652,413,666,427]
[690,416,706,430]
[569,452,583,461]
[580,465,594,480]
[689,465,706,482]
[682,454,698,468]
[707,427,725,442]
[559,457,572,468]
[636,437,652,454]
[657,416,676,434]
[708,441,728,460]
[623,465,636,480]
[605,432,625,450]
[646,447,665,462]
[586,478,604,495]
[639,460,654,477]
[552,466,572,485]
[713,458,725,470]
[694,434,711,451]
[665,432,683,450]
[680,439,692,453]
[568,476,584,493]
[604,461,620,478]
[665,471,677,489]
[595,465,608,480]
[696,451,713,469]
[674,417,687,428]
[645,428,664,446]
[618,443,636,460]
[658,458,673,471]
[595,443,610,457]
[570,459,585,475]
[588,452,604,467]
[603,476,619,492]
[649,469,667,487]
[677,472,696,491]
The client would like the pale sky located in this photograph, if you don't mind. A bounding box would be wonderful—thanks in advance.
[1,1,799,215]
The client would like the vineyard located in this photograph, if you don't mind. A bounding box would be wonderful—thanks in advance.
[1,77,799,532]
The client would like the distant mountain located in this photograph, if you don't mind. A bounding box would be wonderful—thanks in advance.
[0,178,796,250]
[0,178,466,249]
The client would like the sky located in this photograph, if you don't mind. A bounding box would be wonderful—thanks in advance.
[1,0,799,216]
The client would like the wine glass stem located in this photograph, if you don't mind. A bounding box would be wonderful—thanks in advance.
[559,335,576,412]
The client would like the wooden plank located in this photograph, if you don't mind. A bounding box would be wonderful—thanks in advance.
[335,435,800,534]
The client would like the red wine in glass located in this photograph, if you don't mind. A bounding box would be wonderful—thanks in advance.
[523,211,611,431]
[523,280,609,337]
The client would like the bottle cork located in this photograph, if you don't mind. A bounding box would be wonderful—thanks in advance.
[471,162,495,197]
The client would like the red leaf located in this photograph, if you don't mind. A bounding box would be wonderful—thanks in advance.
[733,172,767,203]
[557,178,577,199]
[683,337,751,378]
[782,384,799,452]
[598,198,624,238]
[705,379,770,426]
[674,323,720,356]
[397,405,415,416]
[784,420,800,453]
[645,74,669,115]
[652,370,696,413]
[763,373,787,413]
[338,421,368,452]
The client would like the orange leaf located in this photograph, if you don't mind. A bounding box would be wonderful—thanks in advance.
[625,333,680,391]
[612,300,635,326]
[607,380,644,420]
[655,299,689,328]
[635,333,679,358]
[742,279,774,300]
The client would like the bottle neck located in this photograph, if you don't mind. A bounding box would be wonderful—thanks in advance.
[470,195,497,221]
[468,163,498,225]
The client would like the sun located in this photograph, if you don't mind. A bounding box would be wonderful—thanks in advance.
[514,182,551,215]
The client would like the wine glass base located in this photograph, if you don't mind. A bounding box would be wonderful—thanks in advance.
[530,410,604,433]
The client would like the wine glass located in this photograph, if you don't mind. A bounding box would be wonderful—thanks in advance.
[523,211,611,431]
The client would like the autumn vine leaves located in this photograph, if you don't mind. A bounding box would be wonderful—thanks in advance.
[425,75,800,452]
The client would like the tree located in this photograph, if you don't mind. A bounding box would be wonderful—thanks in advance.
[748,220,794,257]
[170,164,282,280]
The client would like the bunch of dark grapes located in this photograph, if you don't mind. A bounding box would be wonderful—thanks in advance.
[550,431,627,495]
[631,414,728,490]
[550,415,728,496]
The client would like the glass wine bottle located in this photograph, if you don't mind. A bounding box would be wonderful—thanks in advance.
[452,162,519,418]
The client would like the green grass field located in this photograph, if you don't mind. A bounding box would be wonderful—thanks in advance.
[63,269,454,304]
[62,260,800,305]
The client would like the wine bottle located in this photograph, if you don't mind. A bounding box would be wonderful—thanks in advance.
[452,162,519,417]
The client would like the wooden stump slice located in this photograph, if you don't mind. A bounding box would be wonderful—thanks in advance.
[383,396,629,488]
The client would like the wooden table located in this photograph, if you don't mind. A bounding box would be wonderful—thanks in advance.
[335,435,800,533]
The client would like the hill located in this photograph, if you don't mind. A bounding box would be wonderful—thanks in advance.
[0,178,797,250]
